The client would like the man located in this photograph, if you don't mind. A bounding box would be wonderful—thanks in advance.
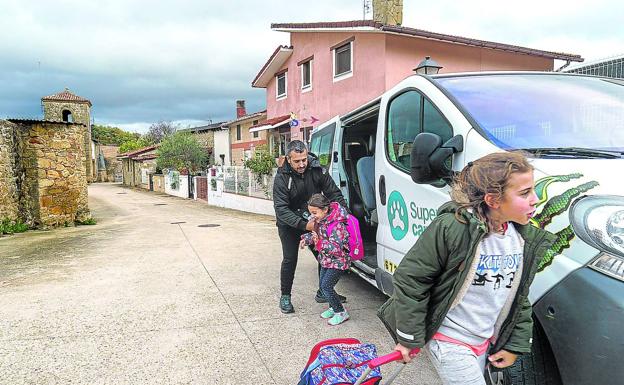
[273,140,348,313]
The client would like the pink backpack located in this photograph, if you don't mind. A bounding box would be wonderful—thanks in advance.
[327,214,365,261]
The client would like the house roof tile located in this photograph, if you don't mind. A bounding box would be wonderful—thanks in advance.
[270,20,583,62]
[41,88,93,106]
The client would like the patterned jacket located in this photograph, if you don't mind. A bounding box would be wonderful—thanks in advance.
[301,202,351,270]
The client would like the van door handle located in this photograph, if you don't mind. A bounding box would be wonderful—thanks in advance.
[379,175,386,205]
[333,151,339,163]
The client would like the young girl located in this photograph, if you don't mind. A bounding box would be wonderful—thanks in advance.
[300,193,351,326]
[378,152,556,385]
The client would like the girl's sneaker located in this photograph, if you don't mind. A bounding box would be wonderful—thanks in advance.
[328,311,349,326]
[321,308,335,319]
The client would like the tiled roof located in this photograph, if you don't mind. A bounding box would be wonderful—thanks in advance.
[271,20,583,62]
[41,88,93,106]
[222,110,267,127]
[181,121,227,133]
[7,118,85,125]
[249,114,291,130]
[118,144,159,159]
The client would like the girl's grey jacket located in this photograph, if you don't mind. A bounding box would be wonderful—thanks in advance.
[378,201,556,355]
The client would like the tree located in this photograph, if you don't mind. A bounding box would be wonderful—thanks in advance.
[92,124,140,145]
[156,132,208,172]
[244,145,277,198]
[144,121,179,144]
[119,137,150,154]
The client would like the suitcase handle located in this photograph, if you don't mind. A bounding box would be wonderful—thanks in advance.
[353,348,421,385]
[368,348,420,368]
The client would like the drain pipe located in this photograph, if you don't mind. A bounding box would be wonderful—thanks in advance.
[555,60,571,72]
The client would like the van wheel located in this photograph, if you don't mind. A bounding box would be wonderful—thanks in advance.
[487,323,562,385]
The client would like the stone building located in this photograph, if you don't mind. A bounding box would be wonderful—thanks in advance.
[0,120,19,221]
[41,88,95,182]
[118,145,158,188]
[94,142,122,182]
[0,118,90,227]
[180,121,226,165]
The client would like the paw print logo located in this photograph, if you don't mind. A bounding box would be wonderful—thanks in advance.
[387,191,409,240]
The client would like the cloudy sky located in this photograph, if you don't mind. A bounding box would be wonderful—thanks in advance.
[2,0,623,133]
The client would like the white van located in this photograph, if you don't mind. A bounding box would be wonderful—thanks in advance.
[309,72,624,385]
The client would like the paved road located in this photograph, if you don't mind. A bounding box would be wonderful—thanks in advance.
[0,183,441,384]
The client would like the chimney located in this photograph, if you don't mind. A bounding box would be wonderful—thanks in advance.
[373,0,403,26]
[236,100,246,118]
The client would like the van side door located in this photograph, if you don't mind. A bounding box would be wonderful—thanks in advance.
[310,117,349,201]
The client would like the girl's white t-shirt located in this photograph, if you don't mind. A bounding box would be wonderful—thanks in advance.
[437,223,524,346]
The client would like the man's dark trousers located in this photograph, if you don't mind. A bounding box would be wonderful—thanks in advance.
[278,225,320,296]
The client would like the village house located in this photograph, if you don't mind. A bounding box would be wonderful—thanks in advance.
[179,120,226,166]
[118,145,158,189]
[222,100,267,166]
[251,0,583,148]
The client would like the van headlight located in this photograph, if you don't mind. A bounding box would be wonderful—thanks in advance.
[570,195,624,281]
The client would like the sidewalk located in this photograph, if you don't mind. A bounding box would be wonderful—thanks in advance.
[0,183,440,384]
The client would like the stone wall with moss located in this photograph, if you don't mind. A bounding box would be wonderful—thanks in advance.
[14,121,90,227]
[0,120,19,220]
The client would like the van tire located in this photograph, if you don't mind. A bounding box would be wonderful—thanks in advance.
[491,322,562,385]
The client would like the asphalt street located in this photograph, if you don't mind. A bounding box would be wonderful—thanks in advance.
[0,183,441,385]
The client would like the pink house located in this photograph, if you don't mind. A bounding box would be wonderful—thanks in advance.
[251,20,582,154]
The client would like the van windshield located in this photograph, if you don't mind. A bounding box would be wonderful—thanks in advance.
[436,74,624,153]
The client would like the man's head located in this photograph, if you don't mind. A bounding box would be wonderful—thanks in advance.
[286,140,308,174]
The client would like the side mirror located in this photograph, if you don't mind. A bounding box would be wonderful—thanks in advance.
[410,133,463,184]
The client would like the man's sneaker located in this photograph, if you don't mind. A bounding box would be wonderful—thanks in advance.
[279,295,294,314]
[320,308,335,319]
[328,311,350,326]
[315,290,347,304]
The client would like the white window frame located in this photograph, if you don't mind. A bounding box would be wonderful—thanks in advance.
[301,59,312,93]
[276,72,287,100]
[332,41,353,82]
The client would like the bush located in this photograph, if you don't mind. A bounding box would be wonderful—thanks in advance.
[76,217,97,225]
[0,218,29,235]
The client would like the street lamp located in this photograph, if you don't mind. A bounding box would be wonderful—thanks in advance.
[414,56,443,75]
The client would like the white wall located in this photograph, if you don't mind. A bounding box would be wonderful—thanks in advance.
[164,172,190,198]
[214,129,231,166]
[207,169,275,217]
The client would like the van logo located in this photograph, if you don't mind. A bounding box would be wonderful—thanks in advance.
[388,191,409,240]
[531,173,599,271]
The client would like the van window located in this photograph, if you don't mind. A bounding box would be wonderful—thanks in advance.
[423,99,453,143]
[436,74,624,151]
[386,91,454,172]
[310,123,335,167]
[387,91,422,172]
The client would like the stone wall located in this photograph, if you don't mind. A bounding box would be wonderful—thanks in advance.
[0,120,19,220]
[96,144,121,182]
[42,100,94,182]
[14,121,90,227]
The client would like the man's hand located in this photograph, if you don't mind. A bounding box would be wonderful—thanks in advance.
[488,350,517,368]
[305,220,316,231]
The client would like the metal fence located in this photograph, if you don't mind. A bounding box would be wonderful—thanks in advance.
[565,56,624,79]
[221,166,276,200]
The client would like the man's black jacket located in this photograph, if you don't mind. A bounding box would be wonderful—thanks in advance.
[273,153,346,230]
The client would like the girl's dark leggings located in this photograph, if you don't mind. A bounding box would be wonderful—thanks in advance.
[319,267,345,313]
